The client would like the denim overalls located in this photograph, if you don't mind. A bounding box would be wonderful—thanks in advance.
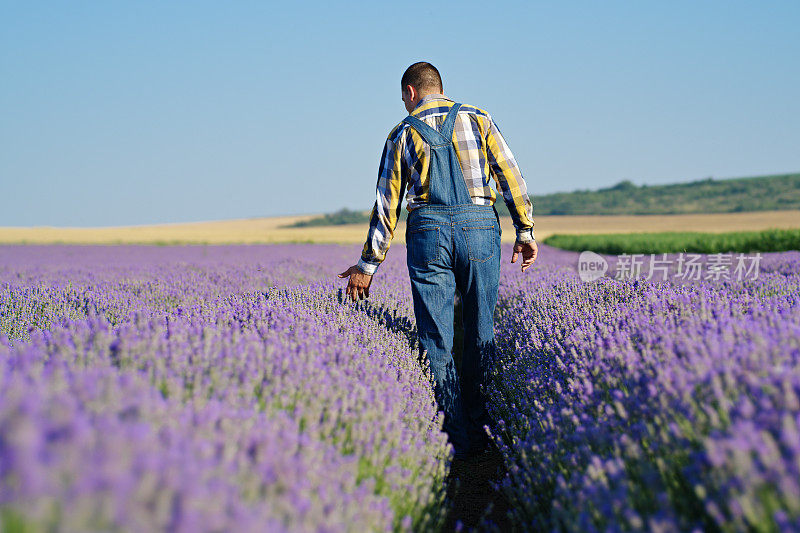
[403,103,501,458]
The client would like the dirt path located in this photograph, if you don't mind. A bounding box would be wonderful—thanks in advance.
[441,449,512,532]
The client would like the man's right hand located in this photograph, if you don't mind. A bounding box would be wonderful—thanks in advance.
[337,265,374,301]
[511,241,538,272]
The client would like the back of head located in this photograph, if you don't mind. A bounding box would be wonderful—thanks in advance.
[401,62,443,94]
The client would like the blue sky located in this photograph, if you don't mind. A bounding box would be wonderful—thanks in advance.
[1,1,798,226]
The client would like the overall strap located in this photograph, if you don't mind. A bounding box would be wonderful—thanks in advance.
[439,103,462,143]
[402,102,462,147]
[403,114,445,146]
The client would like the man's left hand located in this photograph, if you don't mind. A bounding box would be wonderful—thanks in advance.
[511,240,539,272]
[338,266,373,301]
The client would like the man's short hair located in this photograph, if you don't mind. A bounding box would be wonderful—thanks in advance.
[401,62,443,94]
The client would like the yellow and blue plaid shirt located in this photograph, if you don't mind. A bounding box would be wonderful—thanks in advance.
[357,93,535,275]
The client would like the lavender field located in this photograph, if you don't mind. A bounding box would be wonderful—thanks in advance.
[1,243,799,532]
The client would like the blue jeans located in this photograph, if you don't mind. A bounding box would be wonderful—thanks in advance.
[406,204,501,457]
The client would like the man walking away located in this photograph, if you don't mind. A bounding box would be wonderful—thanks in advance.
[339,62,538,460]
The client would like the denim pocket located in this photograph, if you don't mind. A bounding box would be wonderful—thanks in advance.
[408,225,439,267]
[462,225,496,262]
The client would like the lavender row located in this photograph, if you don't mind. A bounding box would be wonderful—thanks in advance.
[0,245,450,532]
[489,252,800,531]
[0,244,356,342]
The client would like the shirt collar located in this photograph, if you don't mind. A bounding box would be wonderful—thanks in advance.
[412,93,452,112]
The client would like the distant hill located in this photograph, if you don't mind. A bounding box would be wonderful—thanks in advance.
[290,172,800,226]
[526,172,800,216]
[288,208,372,227]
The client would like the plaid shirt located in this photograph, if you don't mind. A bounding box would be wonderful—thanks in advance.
[357,93,535,275]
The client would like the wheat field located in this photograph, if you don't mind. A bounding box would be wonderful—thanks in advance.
[1,210,798,245]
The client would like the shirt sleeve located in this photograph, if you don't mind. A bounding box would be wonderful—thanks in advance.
[485,114,535,242]
[357,130,407,275]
